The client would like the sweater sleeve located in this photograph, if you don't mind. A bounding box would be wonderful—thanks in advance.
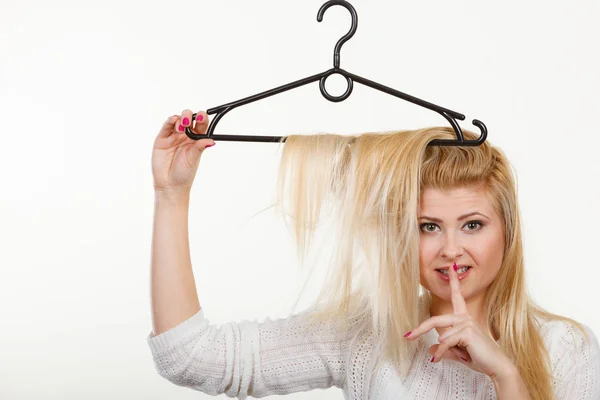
[549,321,600,399]
[146,307,352,399]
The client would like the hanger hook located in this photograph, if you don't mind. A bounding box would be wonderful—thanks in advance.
[317,0,358,68]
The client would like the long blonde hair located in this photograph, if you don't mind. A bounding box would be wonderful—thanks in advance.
[269,126,590,400]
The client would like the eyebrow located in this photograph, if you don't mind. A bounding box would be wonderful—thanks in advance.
[418,212,490,223]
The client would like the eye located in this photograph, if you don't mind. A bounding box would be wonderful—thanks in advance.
[419,220,484,233]
[465,220,484,231]
[420,223,439,233]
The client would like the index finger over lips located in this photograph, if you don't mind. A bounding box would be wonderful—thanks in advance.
[450,262,468,315]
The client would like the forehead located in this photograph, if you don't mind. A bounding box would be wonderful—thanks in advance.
[419,185,493,215]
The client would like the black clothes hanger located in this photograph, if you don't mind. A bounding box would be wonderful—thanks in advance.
[185,0,487,146]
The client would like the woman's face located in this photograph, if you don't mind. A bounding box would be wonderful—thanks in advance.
[418,185,505,302]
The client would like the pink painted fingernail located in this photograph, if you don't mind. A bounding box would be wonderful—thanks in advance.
[404,331,412,338]
[178,125,184,132]
[197,114,204,122]
[182,117,190,126]
[453,262,458,272]
[430,356,435,362]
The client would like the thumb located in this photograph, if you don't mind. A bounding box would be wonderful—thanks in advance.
[193,138,216,151]
[429,344,468,362]
[185,140,214,167]
[449,347,469,362]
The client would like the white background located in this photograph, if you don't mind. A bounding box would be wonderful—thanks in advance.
[1,0,598,399]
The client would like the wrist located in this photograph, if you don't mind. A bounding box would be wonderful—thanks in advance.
[155,190,190,208]
[490,362,531,399]
[490,361,518,386]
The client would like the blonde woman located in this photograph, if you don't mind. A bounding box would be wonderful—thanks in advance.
[148,109,600,400]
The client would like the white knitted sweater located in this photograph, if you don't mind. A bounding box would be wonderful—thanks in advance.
[147,298,600,399]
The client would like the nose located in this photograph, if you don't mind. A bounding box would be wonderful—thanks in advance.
[440,232,464,261]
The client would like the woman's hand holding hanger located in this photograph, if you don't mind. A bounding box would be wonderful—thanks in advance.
[152,109,215,199]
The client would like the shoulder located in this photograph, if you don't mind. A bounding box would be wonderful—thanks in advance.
[536,316,600,375]
[536,316,600,398]
[536,316,598,357]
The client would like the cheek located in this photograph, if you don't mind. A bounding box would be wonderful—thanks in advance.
[419,237,437,287]
[472,231,505,276]
[419,236,436,260]
[419,239,431,269]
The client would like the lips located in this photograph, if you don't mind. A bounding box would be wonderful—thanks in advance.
[435,266,473,281]
[435,265,470,272]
